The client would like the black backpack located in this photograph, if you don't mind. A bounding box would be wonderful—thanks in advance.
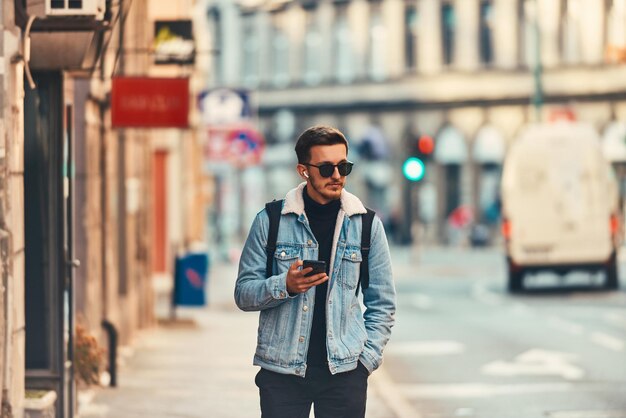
[264,199,375,296]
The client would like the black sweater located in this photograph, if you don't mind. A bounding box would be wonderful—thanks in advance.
[303,188,340,366]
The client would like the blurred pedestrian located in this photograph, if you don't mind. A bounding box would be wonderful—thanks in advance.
[235,126,396,418]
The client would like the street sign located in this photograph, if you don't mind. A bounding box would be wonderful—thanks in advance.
[199,88,262,168]
[198,88,252,126]
[227,126,264,167]
[154,20,195,65]
[204,124,265,168]
[111,77,189,128]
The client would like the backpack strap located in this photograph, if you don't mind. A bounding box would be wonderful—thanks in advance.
[265,199,284,278]
[356,208,376,296]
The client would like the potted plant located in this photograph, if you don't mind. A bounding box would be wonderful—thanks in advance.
[74,324,105,387]
[74,324,106,415]
[24,390,57,418]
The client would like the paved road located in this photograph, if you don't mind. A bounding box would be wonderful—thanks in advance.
[383,246,626,418]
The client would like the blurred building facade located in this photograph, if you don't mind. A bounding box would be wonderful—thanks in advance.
[0,0,206,416]
[204,0,626,246]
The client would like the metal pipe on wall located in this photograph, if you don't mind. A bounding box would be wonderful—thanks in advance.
[0,228,13,417]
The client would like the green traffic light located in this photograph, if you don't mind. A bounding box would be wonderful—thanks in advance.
[403,157,425,182]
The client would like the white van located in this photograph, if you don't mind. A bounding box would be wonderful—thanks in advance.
[500,122,621,292]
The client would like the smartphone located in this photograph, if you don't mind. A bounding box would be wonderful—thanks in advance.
[302,260,326,277]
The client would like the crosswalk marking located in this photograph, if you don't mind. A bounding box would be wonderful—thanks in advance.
[396,382,626,400]
[398,382,575,399]
[410,294,433,310]
[590,331,625,352]
[547,411,626,418]
[472,282,503,306]
[604,311,626,330]
[548,316,586,335]
[481,349,584,380]
[387,340,465,356]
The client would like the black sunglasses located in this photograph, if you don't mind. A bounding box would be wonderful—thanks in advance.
[304,161,354,178]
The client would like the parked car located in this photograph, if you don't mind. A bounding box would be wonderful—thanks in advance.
[500,122,621,292]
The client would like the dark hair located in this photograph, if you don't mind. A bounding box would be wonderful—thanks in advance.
[294,125,349,164]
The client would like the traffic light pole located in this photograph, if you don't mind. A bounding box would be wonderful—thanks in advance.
[402,178,425,245]
[401,178,414,245]
[532,0,543,121]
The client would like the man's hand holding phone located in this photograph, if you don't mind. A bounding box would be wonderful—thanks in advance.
[286,259,328,294]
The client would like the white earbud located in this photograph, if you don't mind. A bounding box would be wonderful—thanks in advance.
[303,171,309,179]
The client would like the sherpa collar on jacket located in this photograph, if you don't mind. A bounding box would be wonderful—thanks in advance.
[282,182,367,217]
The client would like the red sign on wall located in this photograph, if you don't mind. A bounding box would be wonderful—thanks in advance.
[111,77,189,128]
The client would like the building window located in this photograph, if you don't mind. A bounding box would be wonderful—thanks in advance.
[480,1,494,65]
[441,2,455,66]
[271,12,290,87]
[304,8,322,85]
[521,0,537,68]
[405,3,418,69]
[242,14,259,88]
[208,7,223,85]
[334,4,355,84]
[561,0,581,64]
[606,0,626,63]
[368,1,387,81]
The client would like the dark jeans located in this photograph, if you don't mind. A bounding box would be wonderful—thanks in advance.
[255,362,369,418]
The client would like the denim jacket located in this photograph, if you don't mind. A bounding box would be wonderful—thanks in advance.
[235,183,396,377]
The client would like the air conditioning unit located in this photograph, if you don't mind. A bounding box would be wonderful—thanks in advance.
[27,0,105,20]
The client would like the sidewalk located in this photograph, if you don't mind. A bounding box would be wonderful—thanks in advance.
[78,257,398,418]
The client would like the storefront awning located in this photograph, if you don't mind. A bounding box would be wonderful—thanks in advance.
[435,125,467,164]
[473,125,506,164]
[602,121,626,162]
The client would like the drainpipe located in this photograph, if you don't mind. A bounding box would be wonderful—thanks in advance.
[0,58,13,415]
[1,224,13,418]
[1,6,19,408]
[116,0,128,297]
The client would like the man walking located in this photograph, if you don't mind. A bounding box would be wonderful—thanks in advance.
[235,125,396,418]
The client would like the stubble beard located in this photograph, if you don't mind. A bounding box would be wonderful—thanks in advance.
[311,178,343,202]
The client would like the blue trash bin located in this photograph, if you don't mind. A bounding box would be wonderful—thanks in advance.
[173,252,210,306]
